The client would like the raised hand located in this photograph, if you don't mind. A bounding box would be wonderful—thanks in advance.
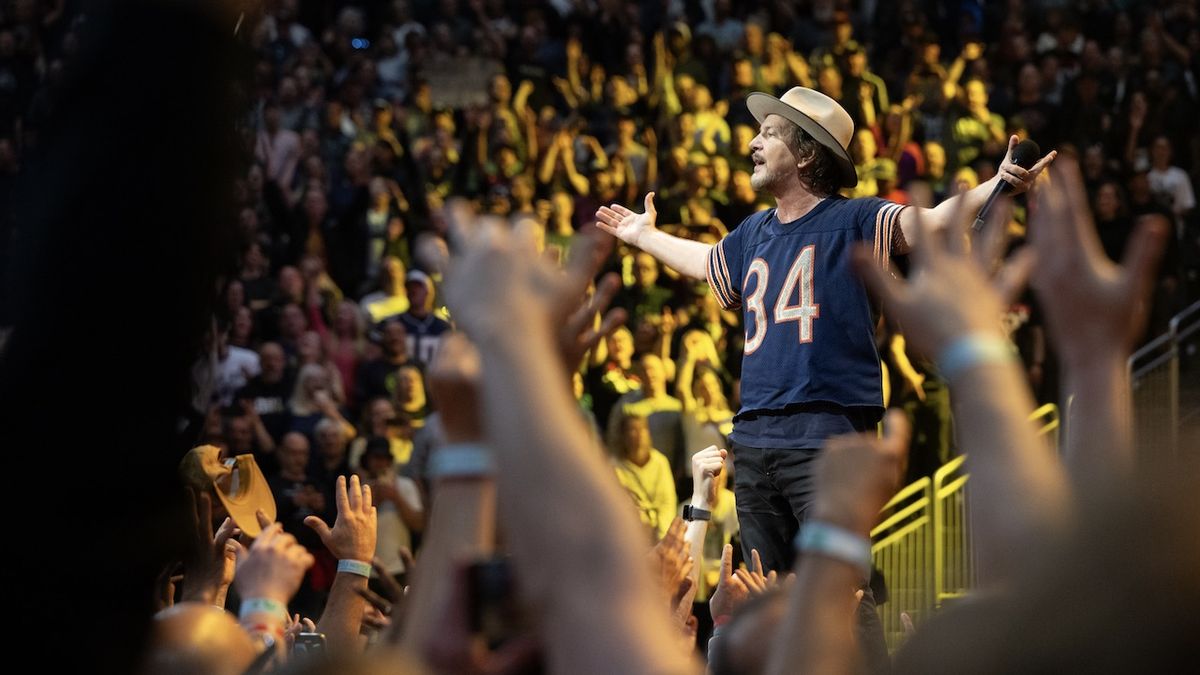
[304,474,378,563]
[234,521,314,604]
[690,445,727,508]
[284,614,317,649]
[181,489,243,606]
[709,544,761,620]
[996,135,1057,195]
[595,192,658,247]
[649,517,693,604]
[443,201,625,360]
[554,233,628,371]
[853,186,1036,360]
[1027,158,1167,369]
[811,410,912,536]
[427,332,484,443]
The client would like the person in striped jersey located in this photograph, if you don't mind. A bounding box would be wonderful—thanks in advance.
[596,86,1054,576]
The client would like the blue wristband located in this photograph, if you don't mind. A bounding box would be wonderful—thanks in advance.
[795,521,872,580]
[430,444,495,479]
[337,559,373,578]
[937,334,1016,382]
[239,597,287,620]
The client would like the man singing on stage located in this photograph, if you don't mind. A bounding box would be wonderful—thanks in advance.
[596,86,1055,573]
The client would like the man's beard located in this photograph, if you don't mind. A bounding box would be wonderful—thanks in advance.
[750,166,775,191]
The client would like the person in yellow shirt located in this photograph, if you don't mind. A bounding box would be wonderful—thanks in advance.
[612,413,677,540]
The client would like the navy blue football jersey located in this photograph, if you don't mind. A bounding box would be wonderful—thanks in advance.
[706,196,904,429]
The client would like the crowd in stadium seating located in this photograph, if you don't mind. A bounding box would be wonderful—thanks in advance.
[1,1,1197,673]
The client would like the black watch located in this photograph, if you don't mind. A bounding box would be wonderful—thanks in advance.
[682,505,711,522]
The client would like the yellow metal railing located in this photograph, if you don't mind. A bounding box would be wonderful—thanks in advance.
[872,403,1059,650]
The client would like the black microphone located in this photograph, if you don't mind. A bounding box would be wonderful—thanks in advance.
[971,139,1042,232]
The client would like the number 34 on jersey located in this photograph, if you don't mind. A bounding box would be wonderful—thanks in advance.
[743,246,819,354]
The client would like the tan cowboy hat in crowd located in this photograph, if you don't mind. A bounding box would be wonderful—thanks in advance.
[746,86,858,188]
[179,445,276,537]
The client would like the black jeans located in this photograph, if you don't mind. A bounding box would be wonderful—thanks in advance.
[731,441,891,673]
[730,440,822,574]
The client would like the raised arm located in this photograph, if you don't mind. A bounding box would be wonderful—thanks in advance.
[684,445,727,589]
[444,211,698,675]
[1027,159,1168,492]
[766,412,911,675]
[895,136,1056,254]
[854,191,1071,586]
[595,192,712,279]
[304,474,377,656]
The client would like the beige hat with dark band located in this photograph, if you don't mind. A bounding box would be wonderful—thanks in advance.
[746,86,858,188]
[179,445,277,538]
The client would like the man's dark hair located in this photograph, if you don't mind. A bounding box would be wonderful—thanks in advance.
[781,122,842,197]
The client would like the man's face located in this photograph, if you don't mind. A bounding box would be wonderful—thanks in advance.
[634,253,658,288]
[281,304,307,338]
[228,417,253,451]
[849,51,866,76]
[749,115,798,192]
[966,81,988,110]
[1095,183,1120,219]
[406,280,430,312]
[622,416,651,454]
[835,21,852,44]
[608,328,634,364]
[639,355,666,394]
[384,322,408,358]
[1151,137,1171,166]
[280,435,310,474]
[618,118,636,140]
[260,344,286,381]
[733,59,753,88]
[279,266,304,299]
[395,367,420,399]
[317,425,344,459]
[370,399,396,432]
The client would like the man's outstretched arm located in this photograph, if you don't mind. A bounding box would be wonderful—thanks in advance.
[596,192,712,279]
[896,135,1057,254]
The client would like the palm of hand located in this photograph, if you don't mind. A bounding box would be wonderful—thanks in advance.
[1029,162,1166,366]
[709,573,749,618]
[596,193,657,246]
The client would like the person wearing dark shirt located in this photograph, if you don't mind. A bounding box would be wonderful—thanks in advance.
[397,270,450,368]
[355,318,419,404]
[1093,180,1134,262]
[308,416,353,491]
[615,252,674,324]
[235,341,294,444]
[586,326,641,431]
[240,240,277,315]
[266,431,331,617]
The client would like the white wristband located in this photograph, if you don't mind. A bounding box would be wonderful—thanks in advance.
[430,443,495,479]
[239,597,287,621]
[337,559,372,577]
[795,521,872,580]
[937,333,1016,382]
